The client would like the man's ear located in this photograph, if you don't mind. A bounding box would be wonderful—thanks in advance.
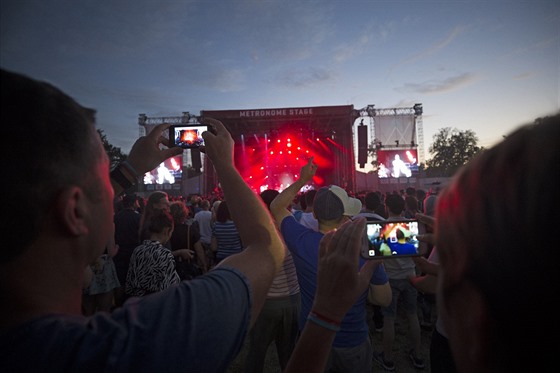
[56,186,89,236]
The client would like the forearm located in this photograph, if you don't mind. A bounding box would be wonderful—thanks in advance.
[413,255,439,276]
[110,161,139,196]
[285,321,336,373]
[270,177,307,217]
[369,283,392,307]
[410,274,437,294]
[214,164,285,326]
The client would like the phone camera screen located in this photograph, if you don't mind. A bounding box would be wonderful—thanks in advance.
[364,220,421,259]
[171,125,208,148]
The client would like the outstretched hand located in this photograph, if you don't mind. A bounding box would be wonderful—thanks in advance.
[415,212,436,246]
[126,123,183,175]
[312,217,380,321]
[200,118,234,170]
[300,156,317,183]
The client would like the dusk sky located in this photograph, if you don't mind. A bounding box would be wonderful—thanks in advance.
[1,0,558,160]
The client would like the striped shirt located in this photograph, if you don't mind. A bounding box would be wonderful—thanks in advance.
[213,220,243,260]
[267,249,300,298]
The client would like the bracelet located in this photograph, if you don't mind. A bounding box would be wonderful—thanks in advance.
[110,163,135,190]
[307,311,341,332]
[121,160,141,179]
[310,311,342,326]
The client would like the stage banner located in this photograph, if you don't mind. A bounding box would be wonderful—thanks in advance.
[373,114,415,145]
[202,105,355,120]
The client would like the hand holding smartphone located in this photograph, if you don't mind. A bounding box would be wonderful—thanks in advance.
[169,123,209,149]
[361,219,426,260]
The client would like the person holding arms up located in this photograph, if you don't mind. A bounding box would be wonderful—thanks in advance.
[0,69,284,372]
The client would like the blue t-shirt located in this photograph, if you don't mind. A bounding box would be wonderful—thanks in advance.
[280,216,388,348]
[0,267,252,372]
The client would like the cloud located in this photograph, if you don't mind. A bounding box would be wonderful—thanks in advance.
[400,72,479,94]
[333,22,394,63]
[499,36,558,60]
[236,1,333,63]
[512,72,536,80]
[392,25,466,71]
[275,66,335,88]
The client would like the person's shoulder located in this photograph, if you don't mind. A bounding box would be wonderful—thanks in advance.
[355,212,385,221]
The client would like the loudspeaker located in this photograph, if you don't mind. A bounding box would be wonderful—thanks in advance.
[191,148,202,171]
[357,125,368,167]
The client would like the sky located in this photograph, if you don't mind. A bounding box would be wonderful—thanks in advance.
[1,0,559,161]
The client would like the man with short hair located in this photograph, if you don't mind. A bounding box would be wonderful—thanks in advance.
[298,189,319,231]
[0,68,286,372]
[356,191,385,222]
[270,158,391,373]
[433,115,559,372]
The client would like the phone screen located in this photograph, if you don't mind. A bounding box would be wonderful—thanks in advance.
[169,124,208,149]
[361,219,424,259]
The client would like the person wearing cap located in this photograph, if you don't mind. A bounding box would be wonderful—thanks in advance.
[270,157,391,373]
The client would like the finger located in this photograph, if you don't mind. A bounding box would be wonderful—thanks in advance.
[328,218,363,262]
[160,135,173,149]
[415,213,435,227]
[319,229,335,258]
[201,117,226,136]
[416,233,435,245]
[148,123,171,141]
[359,259,379,282]
[160,147,184,159]
[158,135,169,147]
[348,218,367,263]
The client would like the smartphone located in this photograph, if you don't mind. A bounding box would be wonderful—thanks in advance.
[361,219,425,259]
[169,124,208,149]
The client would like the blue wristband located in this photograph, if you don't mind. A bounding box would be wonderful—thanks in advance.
[307,313,341,332]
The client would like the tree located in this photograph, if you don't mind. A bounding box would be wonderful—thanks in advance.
[424,127,482,177]
[97,129,127,169]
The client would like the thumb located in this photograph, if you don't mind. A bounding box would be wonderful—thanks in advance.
[358,259,380,285]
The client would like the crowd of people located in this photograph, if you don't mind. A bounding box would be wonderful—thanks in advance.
[1,67,558,373]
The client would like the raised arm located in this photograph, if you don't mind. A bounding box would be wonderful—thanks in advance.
[201,118,286,326]
[270,157,317,223]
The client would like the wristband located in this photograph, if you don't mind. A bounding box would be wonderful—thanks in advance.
[121,160,141,179]
[307,311,341,332]
[110,163,135,190]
